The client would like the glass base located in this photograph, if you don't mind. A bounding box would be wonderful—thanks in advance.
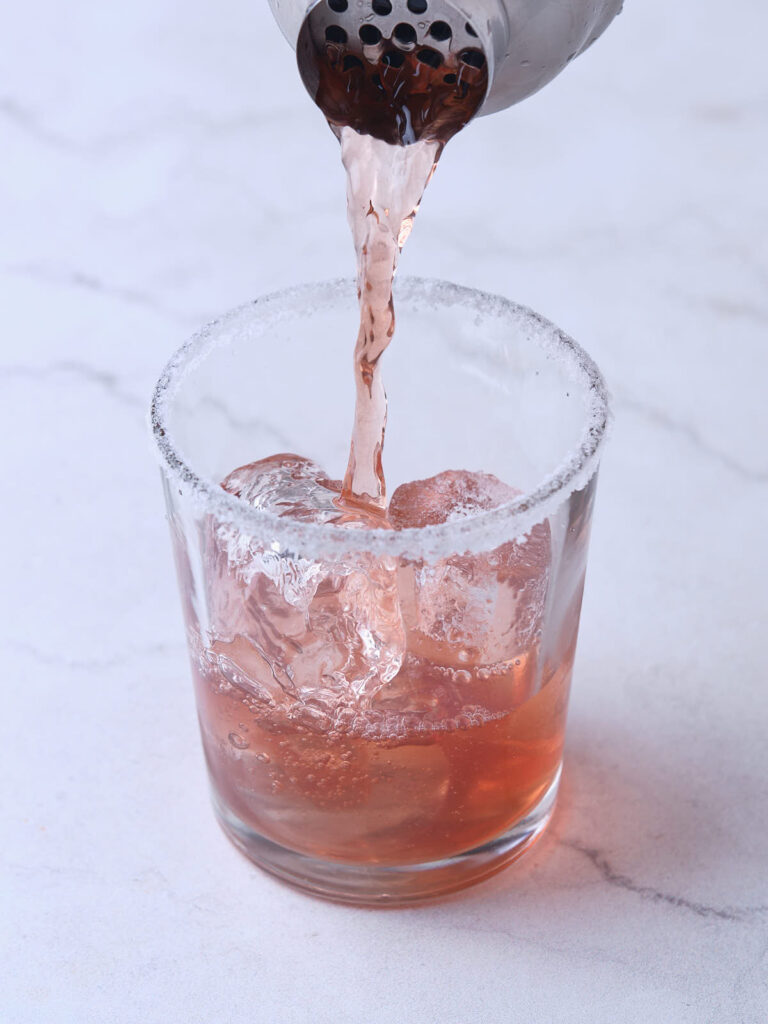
[212,766,561,907]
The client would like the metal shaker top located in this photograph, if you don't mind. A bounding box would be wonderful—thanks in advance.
[295,0,491,143]
[269,0,623,117]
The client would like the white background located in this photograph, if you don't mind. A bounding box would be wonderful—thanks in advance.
[2,0,767,1020]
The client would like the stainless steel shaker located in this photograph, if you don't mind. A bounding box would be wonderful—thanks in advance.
[268,0,623,117]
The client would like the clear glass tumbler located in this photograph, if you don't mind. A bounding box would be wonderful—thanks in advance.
[151,278,609,905]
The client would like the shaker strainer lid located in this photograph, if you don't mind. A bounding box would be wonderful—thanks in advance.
[297,0,490,144]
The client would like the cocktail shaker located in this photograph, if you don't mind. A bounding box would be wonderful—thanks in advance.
[268,0,623,117]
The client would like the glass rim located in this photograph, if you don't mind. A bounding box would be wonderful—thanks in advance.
[150,276,611,559]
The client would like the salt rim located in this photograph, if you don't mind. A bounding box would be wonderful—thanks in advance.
[150,277,611,559]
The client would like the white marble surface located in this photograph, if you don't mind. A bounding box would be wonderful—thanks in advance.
[3,0,767,1020]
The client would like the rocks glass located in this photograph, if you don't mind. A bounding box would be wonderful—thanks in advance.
[151,278,609,904]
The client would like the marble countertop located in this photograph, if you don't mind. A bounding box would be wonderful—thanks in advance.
[3,0,767,1020]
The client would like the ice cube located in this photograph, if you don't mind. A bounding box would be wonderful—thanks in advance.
[388,470,516,529]
[206,454,405,709]
[389,470,551,669]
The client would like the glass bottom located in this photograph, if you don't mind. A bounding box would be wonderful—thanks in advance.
[212,764,561,907]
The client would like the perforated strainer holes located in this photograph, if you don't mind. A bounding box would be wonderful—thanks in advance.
[417,48,442,68]
[325,25,348,44]
[460,49,486,68]
[359,23,383,44]
[298,0,491,145]
[393,22,418,45]
[465,22,478,37]
[428,20,451,41]
[382,50,406,68]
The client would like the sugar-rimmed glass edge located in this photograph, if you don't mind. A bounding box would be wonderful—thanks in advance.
[150,277,611,560]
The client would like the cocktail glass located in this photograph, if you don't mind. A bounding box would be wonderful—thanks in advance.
[151,277,610,905]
